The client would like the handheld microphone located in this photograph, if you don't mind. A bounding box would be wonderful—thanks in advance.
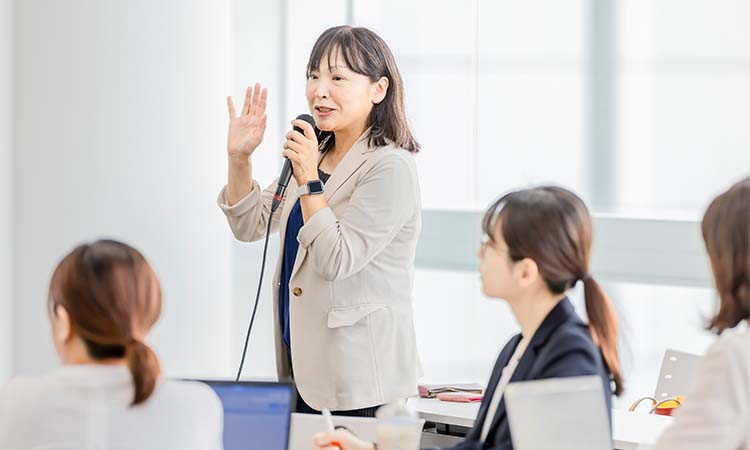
[271,113,317,212]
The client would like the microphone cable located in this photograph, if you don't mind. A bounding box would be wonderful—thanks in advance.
[235,211,275,381]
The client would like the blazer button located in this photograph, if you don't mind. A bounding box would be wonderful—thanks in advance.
[292,287,302,297]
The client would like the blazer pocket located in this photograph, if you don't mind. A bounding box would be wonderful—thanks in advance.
[326,304,389,328]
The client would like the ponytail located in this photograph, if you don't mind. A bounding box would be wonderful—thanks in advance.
[483,187,625,397]
[583,276,624,396]
[126,340,161,406]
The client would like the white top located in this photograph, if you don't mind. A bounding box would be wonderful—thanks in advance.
[0,365,224,450]
[480,337,530,442]
[652,328,750,450]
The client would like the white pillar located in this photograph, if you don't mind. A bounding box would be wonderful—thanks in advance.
[0,0,13,382]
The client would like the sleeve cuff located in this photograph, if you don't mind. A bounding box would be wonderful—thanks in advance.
[216,181,262,217]
[297,207,338,248]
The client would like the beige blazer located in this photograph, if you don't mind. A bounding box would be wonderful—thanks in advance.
[217,136,422,411]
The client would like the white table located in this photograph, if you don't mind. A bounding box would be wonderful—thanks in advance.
[407,397,674,450]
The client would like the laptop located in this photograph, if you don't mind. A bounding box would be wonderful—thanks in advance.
[199,380,296,450]
[504,375,613,450]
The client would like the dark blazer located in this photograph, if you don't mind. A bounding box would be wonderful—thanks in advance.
[449,298,613,450]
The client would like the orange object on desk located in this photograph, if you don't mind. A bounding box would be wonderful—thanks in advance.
[653,397,683,416]
[628,395,684,416]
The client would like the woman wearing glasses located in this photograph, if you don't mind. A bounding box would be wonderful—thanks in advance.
[313,186,623,450]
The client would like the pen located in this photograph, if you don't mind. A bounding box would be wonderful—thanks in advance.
[322,408,341,448]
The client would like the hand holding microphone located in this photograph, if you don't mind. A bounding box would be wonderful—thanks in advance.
[283,115,319,186]
[272,114,317,212]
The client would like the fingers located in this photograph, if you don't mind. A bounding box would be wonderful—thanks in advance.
[283,139,304,155]
[292,119,316,139]
[282,148,302,166]
[259,87,268,113]
[251,85,268,118]
[227,96,236,120]
[286,130,308,146]
[249,82,261,116]
[233,83,267,119]
[312,430,367,450]
[242,86,252,115]
[311,432,337,449]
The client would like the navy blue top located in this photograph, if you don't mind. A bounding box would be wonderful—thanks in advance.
[278,170,330,349]
[447,297,614,450]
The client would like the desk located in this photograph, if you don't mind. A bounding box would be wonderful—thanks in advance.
[408,397,674,450]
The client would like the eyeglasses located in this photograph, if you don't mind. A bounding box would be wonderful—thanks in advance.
[479,235,510,258]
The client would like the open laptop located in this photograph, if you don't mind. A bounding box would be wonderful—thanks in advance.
[505,375,613,450]
[199,380,296,450]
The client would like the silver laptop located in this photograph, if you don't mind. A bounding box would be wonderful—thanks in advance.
[505,375,613,450]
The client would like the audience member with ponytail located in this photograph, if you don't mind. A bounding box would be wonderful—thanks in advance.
[0,240,223,450]
[312,186,623,450]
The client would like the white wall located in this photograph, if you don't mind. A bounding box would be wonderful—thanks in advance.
[0,0,12,382]
[13,0,236,378]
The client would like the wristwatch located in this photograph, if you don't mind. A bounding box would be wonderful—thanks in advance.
[298,179,325,196]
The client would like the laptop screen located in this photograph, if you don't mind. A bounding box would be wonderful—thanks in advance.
[202,381,295,450]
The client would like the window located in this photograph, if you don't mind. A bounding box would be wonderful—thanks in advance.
[232,0,747,388]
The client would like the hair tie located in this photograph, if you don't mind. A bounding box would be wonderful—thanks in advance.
[572,273,593,287]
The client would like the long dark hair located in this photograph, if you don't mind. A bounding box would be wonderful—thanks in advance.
[702,177,750,334]
[49,239,162,406]
[482,186,624,396]
[306,26,419,153]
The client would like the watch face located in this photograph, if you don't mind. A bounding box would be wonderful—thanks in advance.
[309,180,324,194]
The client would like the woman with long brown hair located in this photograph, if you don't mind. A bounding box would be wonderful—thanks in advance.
[0,240,222,450]
[652,177,750,450]
[313,186,623,450]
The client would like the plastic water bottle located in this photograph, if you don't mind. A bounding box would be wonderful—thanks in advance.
[375,400,424,450]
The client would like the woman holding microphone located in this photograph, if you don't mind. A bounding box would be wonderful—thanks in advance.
[217,26,422,417]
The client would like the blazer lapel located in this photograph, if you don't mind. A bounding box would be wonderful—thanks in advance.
[288,134,372,281]
[320,134,371,204]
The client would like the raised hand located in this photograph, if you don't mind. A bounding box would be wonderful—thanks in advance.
[227,83,268,160]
